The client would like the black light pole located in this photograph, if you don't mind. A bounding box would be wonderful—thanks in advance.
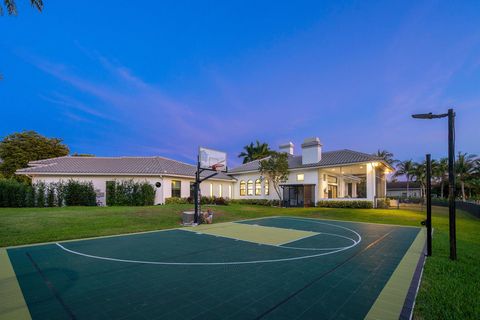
[412,109,456,260]
[447,109,457,260]
[426,154,432,256]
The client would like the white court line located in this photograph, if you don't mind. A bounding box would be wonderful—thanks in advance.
[56,217,362,266]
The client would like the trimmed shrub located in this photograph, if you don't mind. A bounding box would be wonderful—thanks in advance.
[229,199,281,206]
[0,179,32,207]
[35,182,46,207]
[165,197,189,204]
[64,180,97,206]
[55,182,66,207]
[105,180,155,206]
[316,200,373,209]
[106,181,116,206]
[46,184,56,207]
[165,196,229,205]
[376,198,391,209]
[25,185,36,207]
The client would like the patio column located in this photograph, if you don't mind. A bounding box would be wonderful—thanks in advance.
[366,163,376,200]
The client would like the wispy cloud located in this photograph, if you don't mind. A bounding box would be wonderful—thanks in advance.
[25,51,246,161]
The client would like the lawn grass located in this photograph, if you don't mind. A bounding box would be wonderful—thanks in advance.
[0,204,479,319]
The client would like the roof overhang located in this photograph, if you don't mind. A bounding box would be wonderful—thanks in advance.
[15,171,236,182]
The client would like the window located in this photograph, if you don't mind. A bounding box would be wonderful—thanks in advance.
[171,180,181,197]
[297,173,304,181]
[347,183,353,197]
[240,181,246,196]
[255,179,261,195]
[264,179,269,195]
[209,183,213,197]
[327,175,338,184]
[228,185,232,198]
[247,180,254,196]
[327,175,338,199]
[328,185,338,198]
[219,184,223,197]
[190,182,195,198]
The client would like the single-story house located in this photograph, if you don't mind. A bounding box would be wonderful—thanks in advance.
[386,181,423,198]
[16,137,393,207]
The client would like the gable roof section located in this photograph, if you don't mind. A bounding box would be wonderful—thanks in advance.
[229,149,385,173]
[16,156,234,181]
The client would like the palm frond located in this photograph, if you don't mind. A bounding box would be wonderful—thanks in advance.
[4,0,18,15]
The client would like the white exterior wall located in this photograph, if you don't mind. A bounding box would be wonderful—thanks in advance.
[231,169,319,201]
[285,169,319,200]
[231,172,279,200]
[366,163,376,201]
[31,175,164,206]
[317,170,361,200]
[31,175,235,205]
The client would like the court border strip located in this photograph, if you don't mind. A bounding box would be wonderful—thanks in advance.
[0,248,31,320]
[364,228,427,320]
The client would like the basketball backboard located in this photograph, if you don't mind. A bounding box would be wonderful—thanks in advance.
[199,147,227,171]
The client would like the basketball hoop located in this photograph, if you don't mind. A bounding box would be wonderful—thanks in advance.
[211,163,225,172]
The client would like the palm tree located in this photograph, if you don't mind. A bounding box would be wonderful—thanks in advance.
[374,150,398,166]
[433,158,448,199]
[456,152,478,201]
[411,162,426,199]
[393,160,415,196]
[1,0,43,80]
[238,141,272,164]
[1,0,43,15]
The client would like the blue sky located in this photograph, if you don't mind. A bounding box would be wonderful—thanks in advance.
[1,0,479,167]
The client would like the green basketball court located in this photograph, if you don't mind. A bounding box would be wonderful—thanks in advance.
[0,216,426,320]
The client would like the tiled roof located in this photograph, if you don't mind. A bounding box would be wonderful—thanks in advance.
[229,149,384,173]
[16,156,234,180]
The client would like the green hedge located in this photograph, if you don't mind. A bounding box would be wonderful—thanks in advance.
[229,199,281,206]
[0,179,97,207]
[106,180,155,206]
[376,198,391,209]
[64,180,97,206]
[165,196,229,205]
[165,197,190,205]
[316,200,373,208]
[0,179,33,207]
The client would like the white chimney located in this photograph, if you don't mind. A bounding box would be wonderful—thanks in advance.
[279,142,294,155]
[301,137,322,164]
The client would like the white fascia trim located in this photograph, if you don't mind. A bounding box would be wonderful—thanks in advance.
[16,172,235,182]
[229,161,378,175]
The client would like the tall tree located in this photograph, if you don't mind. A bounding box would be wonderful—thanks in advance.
[433,158,449,198]
[259,151,289,201]
[238,140,272,164]
[374,150,398,166]
[0,0,43,15]
[411,162,426,199]
[456,152,477,201]
[0,131,69,181]
[393,160,415,196]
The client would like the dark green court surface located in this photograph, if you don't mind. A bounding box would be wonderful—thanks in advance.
[1,217,426,320]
